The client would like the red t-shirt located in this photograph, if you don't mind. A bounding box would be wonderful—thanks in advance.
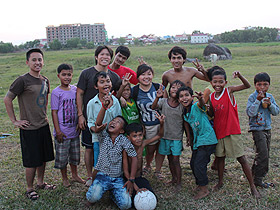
[108,65,138,85]
[210,88,241,139]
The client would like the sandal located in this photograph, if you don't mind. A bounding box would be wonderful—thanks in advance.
[154,171,165,180]
[36,182,57,190]
[26,190,39,200]
[255,182,274,188]
[142,167,151,175]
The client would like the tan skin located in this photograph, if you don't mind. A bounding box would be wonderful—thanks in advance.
[123,112,165,193]
[208,72,261,198]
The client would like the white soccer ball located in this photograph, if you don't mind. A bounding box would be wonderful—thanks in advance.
[134,190,157,210]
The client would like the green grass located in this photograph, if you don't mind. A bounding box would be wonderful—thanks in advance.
[0,43,280,209]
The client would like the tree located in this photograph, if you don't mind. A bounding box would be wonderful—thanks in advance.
[0,42,15,53]
[66,38,80,48]
[117,37,126,45]
[49,39,62,50]
[192,30,203,35]
[86,42,95,49]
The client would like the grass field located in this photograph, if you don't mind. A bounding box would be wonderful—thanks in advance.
[0,43,280,210]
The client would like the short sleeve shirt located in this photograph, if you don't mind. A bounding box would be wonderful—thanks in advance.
[7,73,49,130]
[51,85,79,138]
[108,65,138,85]
[77,67,121,118]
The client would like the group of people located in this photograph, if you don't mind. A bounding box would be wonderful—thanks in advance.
[4,45,279,209]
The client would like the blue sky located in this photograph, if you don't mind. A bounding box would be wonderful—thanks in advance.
[1,0,279,45]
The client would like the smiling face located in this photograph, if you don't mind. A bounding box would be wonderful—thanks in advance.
[108,116,125,134]
[210,75,227,94]
[178,90,193,108]
[113,52,128,66]
[169,83,182,98]
[128,131,144,147]
[58,69,73,87]
[170,53,185,69]
[26,52,44,75]
[122,84,131,100]
[95,75,112,95]
[95,48,112,67]
[138,69,153,86]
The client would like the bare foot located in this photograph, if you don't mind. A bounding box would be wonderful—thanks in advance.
[175,184,182,192]
[166,179,177,185]
[63,179,71,188]
[251,187,261,199]
[194,189,209,200]
[193,186,201,193]
[85,201,94,207]
[213,183,223,191]
[72,175,85,184]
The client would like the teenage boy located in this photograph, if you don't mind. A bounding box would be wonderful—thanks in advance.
[108,45,138,85]
[162,46,208,89]
[246,72,279,188]
[76,45,121,186]
[4,48,55,200]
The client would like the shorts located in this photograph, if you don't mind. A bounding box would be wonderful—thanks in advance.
[93,142,100,167]
[215,134,244,158]
[20,124,54,168]
[158,139,183,156]
[144,124,160,145]
[81,127,93,149]
[54,137,80,169]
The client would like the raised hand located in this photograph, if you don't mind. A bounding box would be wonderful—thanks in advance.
[192,58,206,73]
[94,122,107,133]
[155,111,165,124]
[103,91,114,109]
[156,84,164,98]
[138,56,147,65]
[122,73,132,87]
[232,71,241,78]
[193,91,203,100]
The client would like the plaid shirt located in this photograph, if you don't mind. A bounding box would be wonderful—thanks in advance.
[95,130,137,177]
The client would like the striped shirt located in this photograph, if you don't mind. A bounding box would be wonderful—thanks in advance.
[95,130,137,177]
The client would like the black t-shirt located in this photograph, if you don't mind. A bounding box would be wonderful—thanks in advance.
[77,66,121,118]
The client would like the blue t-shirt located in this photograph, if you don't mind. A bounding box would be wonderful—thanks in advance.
[132,84,162,126]
[184,102,218,150]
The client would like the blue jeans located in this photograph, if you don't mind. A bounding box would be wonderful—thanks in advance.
[86,172,131,210]
[190,145,216,186]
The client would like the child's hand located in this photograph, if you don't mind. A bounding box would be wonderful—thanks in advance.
[262,97,271,107]
[56,131,66,143]
[156,85,164,98]
[123,180,134,196]
[120,97,127,108]
[103,91,114,109]
[192,58,206,73]
[155,111,165,124]
[257,91,265,101]
[121,73,132,87]
[94,122,107,133]
[232,71,241,78]
[136,188,148,194]
[138,56,147,65]
[193,91,203,100]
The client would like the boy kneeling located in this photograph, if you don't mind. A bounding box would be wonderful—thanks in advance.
[86,93,137,210]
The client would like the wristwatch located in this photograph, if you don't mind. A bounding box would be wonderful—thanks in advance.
[129,178,135,183]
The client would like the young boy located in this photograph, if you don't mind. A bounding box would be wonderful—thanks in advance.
[51,63,84,187]
[123,112,165,202]
[208,67,260,198]
[87,71,122,167]
[86,93,137,210]
[108,45,138,85]
[177,86,218,199]
[246,72,279,188]
[162,46,208,89]
[4,48,55,200]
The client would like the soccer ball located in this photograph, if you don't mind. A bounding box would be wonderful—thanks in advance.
[134,190,157,210]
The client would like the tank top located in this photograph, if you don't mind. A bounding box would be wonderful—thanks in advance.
[210,88,241,139]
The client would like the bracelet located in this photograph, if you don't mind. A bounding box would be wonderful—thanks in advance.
[128,178,135,183]
[78,114,83,117]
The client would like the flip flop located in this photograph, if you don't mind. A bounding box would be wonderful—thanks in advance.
[36,183,57,190]
[255,182,274,188]
[26,190,39,200]
[142,167,151,175]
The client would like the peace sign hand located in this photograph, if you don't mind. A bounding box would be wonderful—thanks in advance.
[192,58,206,73]
[122,73,132,87]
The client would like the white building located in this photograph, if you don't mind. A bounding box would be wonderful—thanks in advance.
[191,33,210,44]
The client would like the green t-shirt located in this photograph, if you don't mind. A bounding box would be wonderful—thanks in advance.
[122,99,140,124]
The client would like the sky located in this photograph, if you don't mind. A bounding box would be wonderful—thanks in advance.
[1,0,279,45]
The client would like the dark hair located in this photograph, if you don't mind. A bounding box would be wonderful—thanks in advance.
[168,80,185,95]
[116,46,130,59]
[94,45,113,65]
[254,72,270,84]
[26,48,44,61]
[115,115,128,131]
[93,71,111,87]
[125,123,144,135]
[168,46,187,62]
[211,66,227,81]
[176,86,193,99]
[206,66,224,81]
[136,64,154,78]
[57,63,73,73]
